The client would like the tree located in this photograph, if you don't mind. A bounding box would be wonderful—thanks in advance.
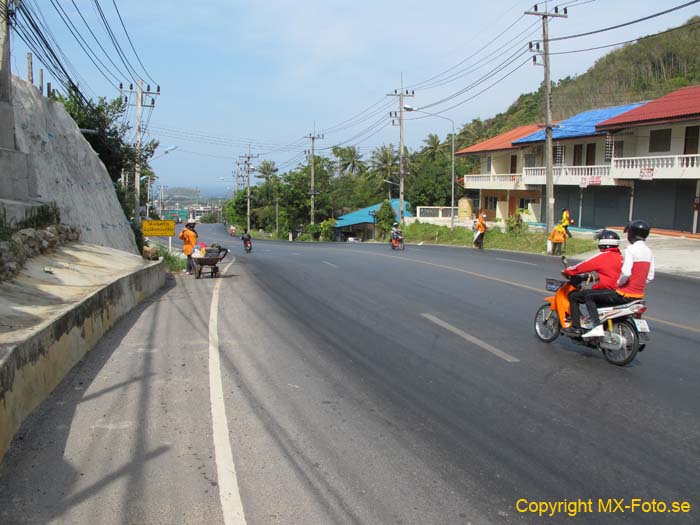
[332,145,366,176]
[369,145,399,199]
[374,200,396,239]
[422,133,444,161]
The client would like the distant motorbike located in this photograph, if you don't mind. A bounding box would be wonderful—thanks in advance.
[533,256,649,366]
[243,238,252,253]
[391,231,404,251]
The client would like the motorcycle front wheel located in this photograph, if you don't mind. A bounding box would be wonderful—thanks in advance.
[399,240,404,250]
[602,319,638,366]
[534,304,560,343]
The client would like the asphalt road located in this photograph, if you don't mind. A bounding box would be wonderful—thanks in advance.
[1,224,698,524]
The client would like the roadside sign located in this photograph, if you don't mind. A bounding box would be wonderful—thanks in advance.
[142,220,175,237]
[639,167,654,180]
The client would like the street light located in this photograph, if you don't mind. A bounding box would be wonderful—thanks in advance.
[404,105,456,230]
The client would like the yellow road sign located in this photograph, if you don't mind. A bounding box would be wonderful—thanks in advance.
[142,220,175,237]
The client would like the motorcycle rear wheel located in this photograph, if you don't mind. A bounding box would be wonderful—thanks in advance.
[534,304,560,343]
[602,319,638,366]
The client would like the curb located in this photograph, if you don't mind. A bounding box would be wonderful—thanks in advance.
[0,259,166,461]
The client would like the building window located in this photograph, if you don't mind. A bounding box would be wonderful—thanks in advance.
[649,128,672,153]
[554,145,565,165]
[585,143,597,165]
[614,140,624,158]
[573,144,583,166]
[519,198,537,209]
[524,154,536,168]
[484,196,498,210]
[485,156,492,173]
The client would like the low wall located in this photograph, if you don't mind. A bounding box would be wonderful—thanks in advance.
[0,260,165,460]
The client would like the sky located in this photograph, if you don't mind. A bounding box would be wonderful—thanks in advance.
[8,0,700,196]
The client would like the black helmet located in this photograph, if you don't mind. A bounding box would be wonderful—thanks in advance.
[595,229,620,249]
[624,219,650,242]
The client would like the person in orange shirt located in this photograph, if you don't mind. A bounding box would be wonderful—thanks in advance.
[547,224,567,255]
[473,211,487,249]
[178,218,198,275]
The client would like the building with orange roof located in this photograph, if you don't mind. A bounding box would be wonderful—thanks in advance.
[455,124,543,222]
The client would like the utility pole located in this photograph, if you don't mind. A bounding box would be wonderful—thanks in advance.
[124,81,159,227]
[306,132,323,225]
[26,52,32,84]
[239,146,258,231]
[1,0,17,150]
[526,3,567,233]
[388,87,414,224]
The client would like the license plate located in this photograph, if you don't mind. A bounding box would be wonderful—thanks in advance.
[634,319,650,332]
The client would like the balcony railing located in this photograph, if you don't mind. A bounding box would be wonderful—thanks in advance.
[460,173,523,188]
[612,154,700,178]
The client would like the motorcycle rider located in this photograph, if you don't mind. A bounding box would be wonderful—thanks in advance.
[574,220,654,338]
[391,222,400,239]
[241,228,252,250]
[473,212,487,249]
[562,229,622,337]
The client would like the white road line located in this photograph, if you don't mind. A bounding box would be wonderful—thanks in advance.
[209,261,247,525]
[496,257,537,266]
[322,261,338,268]
[421,313,520,363]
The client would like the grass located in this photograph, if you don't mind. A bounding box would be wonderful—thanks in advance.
[401,222,597,255]
[153,243,186,272]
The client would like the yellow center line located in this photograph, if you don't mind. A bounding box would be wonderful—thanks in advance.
[332,248,700,335]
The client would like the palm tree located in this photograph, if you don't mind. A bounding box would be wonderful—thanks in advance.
[422,133,444,161]
[369,144,399,199]
[257,159,278,179]
[333,146,367,177]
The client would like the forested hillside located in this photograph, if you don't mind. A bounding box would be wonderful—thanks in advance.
[456,17,700,152]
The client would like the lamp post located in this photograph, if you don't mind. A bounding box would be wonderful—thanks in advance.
[383,179,399,200]
[404,106,456,230]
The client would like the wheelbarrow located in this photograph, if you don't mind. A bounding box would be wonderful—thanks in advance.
[193,247,229,279]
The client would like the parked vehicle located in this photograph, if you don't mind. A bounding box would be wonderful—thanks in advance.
[533,256,649,366]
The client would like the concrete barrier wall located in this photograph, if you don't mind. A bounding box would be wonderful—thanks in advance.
[0,261,165,461]
[10,77,138,254]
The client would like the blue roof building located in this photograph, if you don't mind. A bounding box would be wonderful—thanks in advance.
[334,199,412,240]
[512,102,647,144]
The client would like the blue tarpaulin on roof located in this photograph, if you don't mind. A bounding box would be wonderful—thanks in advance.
[513,102,647,144]
[334,199,413,228]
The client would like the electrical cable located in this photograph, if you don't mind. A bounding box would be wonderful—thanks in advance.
[543,0,700,42]
[110,0,158,85]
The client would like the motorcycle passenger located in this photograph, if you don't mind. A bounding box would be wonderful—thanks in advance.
[577,220,654,338]
[562,229,622,337]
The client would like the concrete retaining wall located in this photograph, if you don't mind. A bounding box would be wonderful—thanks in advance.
[8,77,138,254]
[0,260,165,461]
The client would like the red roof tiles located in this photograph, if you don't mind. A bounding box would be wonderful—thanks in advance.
[597,85,700,131]
[455,124,541,155]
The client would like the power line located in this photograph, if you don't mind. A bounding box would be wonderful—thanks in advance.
[550,19,700,55]
[543,0,700,42]
[110,0,157,85]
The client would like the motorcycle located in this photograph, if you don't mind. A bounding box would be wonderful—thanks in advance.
[533,256,650,366]
[391,231,404,251]
[243,238,252,253]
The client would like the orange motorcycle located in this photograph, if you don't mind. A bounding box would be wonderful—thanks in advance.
[390,231,404,251]
[533,257,649,366]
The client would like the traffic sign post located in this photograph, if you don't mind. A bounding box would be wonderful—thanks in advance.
[142,220,176,252]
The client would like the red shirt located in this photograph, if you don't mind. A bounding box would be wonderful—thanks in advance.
[564,248,622,290]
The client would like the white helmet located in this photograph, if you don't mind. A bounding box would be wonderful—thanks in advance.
[186,218,196,225]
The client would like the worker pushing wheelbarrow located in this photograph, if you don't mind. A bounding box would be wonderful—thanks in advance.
[192,244,229,279]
